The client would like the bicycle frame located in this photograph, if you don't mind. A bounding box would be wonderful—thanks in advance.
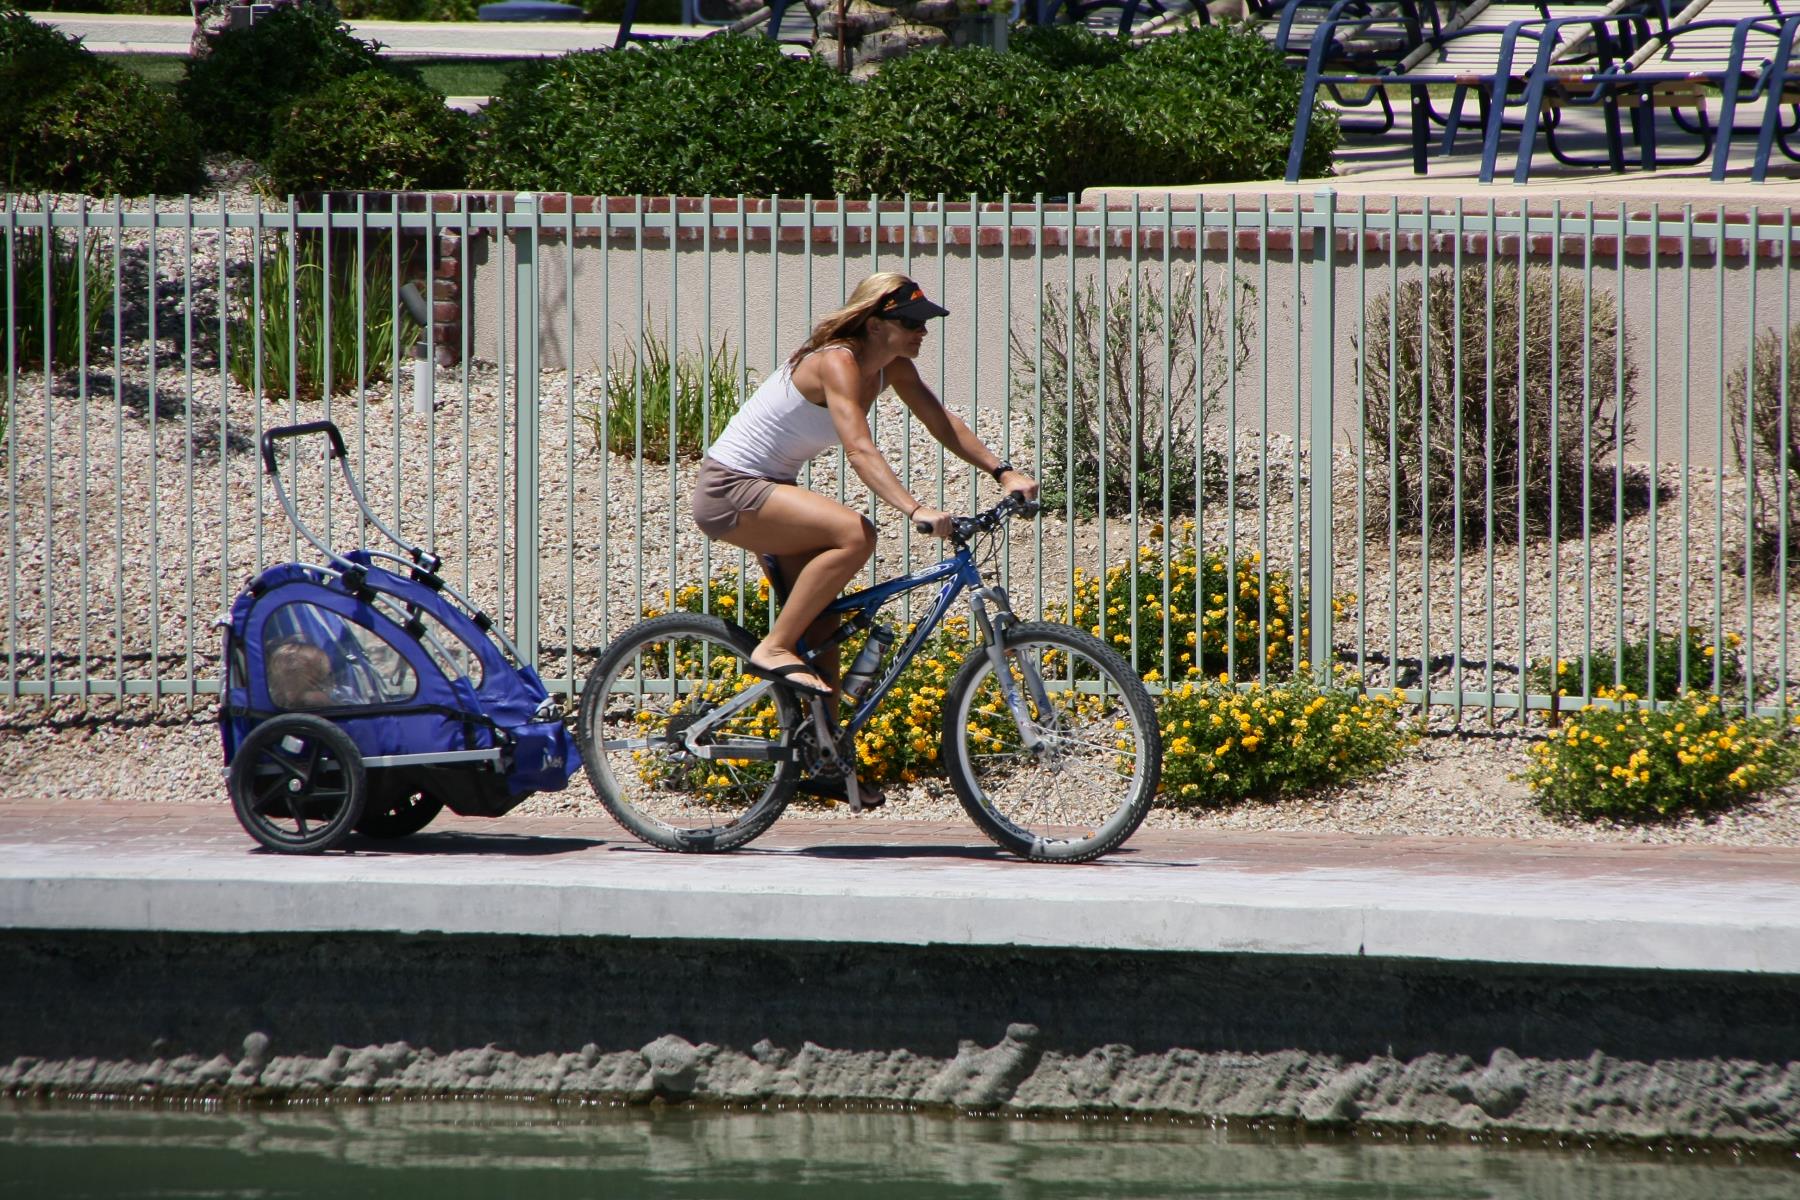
[676,498,1050,783]
[815,546,994,734]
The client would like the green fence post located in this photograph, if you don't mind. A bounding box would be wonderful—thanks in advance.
[513,193,540,668]
[1309,188,1336,684]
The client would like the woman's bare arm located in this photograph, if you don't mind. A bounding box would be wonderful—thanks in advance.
[888,359,1039,499]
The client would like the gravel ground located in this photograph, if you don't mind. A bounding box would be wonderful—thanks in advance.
[4,702,1798,846]
[5,180,1799,846]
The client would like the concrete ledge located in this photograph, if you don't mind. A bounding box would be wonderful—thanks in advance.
[5,832,1800,974]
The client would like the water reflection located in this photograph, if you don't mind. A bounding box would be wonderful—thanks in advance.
[2,1099,1793,1199]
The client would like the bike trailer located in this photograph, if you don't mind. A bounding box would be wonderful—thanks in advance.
[218,421,579,853]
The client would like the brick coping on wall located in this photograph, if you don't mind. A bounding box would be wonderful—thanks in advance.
[313,190,1800,365]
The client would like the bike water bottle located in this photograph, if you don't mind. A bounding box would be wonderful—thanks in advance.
[840,624,896,701]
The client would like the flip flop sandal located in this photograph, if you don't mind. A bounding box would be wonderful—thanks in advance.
[745,659,834,699]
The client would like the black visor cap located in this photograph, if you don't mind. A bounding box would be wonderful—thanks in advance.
[879,284,949,322]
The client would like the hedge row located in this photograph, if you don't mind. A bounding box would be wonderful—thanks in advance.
[7,10,1336,197]
[2,8,205,194]
[481,25,1339,198]
[179,4,475,192]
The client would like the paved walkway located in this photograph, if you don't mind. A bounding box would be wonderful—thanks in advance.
[4,797,1799,974]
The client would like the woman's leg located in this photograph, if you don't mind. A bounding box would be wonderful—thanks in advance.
[717,485,875,695]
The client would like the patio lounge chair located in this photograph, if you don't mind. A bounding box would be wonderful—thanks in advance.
[1282,0,1667,180]
[1477,3,1799,180]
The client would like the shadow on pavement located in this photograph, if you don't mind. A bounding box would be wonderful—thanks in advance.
[334,832,607,856]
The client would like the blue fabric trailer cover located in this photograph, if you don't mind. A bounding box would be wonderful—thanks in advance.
[219,554,579,800]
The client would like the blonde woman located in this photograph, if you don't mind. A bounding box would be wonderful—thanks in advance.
[692,272,1038,700]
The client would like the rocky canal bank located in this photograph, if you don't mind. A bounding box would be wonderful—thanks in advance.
[4,931,1796,1148]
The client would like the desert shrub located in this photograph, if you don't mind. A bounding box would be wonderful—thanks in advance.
[1728,322,1800,580]
[1056,521,1338,685]
[831,45,1115,198]
[1358,264,1637,545]
[1012,267,1253,517]
[227,234,421,402]
[2,12,204,194]
[479,36,847,196]
[1095,26,1338,185]
[1526,625,1746,704]
[3,227,114,372]
[1522,689,1800,822]
[179,3,393,157]
[1157,676,1410,806]
[583,326,749,463]
[265,70,473,194]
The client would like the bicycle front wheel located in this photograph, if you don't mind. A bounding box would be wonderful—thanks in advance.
[942,622,1161,863]
[576,614,803,852]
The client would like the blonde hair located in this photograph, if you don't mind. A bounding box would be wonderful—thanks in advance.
[786,271,917,368]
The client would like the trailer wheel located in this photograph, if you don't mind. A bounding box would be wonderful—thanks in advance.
[228,714,366,853]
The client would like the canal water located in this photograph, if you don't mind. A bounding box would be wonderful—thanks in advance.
[2,1099,1794,1198]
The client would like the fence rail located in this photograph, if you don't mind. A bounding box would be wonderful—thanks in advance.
[4,192,1797,720]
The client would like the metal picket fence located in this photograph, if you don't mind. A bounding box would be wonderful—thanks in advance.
[4,191,1796,719]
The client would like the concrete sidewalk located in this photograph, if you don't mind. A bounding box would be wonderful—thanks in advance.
[4,798,1799,974]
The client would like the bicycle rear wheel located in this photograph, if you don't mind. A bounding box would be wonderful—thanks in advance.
[942,622,1161,863]
[576,614,803,852]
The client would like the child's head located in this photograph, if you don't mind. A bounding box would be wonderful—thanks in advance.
[268,638,334,709]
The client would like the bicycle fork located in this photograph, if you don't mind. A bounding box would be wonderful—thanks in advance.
[969,586,1051,754]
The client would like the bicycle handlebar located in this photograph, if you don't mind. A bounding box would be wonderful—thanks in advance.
[916,492,1041,540]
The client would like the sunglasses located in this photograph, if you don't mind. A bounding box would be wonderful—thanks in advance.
[892,316,927,332]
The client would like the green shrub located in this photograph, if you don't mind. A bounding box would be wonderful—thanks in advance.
[179,3,394,157]
[4,227,114,372]
[479,37,848,196]
[2,12,204,194]
[583,325,749,464]
[228,235,422,402]
[1526,625,1746,704]
[1097,26,1337,185]
[1522,690,1800,822]
[831,45,1114,198]
[1009,23,1132,72]
[1357,264,1637,545]
[1728,321,1800,580]
[1057,523,1340,685]
[1012,267,1253,518]
[1157,677,1410,806]
[265,70,472,194]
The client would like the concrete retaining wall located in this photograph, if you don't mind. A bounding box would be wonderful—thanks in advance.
[5,931,1795,1146]
[463,198,1800,466]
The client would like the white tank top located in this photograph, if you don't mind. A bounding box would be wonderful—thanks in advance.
[707,346,876,482]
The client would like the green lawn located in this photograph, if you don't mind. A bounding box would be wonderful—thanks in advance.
[112,53,533,96]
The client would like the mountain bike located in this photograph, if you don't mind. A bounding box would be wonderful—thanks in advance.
[575,495,1161,863]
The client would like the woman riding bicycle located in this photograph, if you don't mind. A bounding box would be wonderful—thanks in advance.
[691,271,1038,701]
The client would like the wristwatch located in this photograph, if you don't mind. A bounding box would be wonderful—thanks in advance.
[989,461,1013,482]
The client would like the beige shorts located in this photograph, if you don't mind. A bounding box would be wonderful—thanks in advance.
[691,456,793,539]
